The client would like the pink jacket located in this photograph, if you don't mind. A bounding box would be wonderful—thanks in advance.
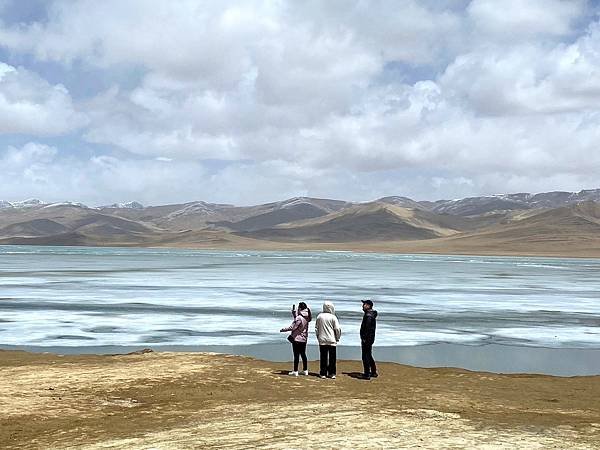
[281,309,310,343]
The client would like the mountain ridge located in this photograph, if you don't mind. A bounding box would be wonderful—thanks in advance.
[3,188,600,213]
[3,190,600,256]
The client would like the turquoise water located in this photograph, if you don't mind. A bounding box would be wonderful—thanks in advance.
[1,245,599,349]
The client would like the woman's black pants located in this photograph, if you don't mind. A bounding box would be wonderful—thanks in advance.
[291,340,307,372]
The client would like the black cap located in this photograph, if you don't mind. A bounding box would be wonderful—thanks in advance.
[362,299,374,307]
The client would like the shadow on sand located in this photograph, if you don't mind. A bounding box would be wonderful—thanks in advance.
[343,371,370,380]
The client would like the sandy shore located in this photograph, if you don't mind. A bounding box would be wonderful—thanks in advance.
[154,234,600,259]
[1,350,599,449]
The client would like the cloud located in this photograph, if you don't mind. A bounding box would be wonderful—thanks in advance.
[0,62,86,135]
[467,0,585,41]
[0,142,58,188]
[0,1,600,203]
[0,1,460,74]
[440,25,600,116]
[2,141,57,166]
[0,142,210,204]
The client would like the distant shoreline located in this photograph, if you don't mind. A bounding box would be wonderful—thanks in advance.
[3,342,600,377]
[4,240,600,259]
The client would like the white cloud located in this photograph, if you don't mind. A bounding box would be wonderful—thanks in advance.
[468,0,585,41]
[0,1,600,203]
[0,1,460,74]
[0,143,209,204]
[1,141,56,166]
[440,25,600,116]
[1,142,58,188]
[0,62,86,135]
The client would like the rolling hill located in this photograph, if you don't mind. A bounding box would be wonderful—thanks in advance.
[238,203,464,242]
[2,192,600,256]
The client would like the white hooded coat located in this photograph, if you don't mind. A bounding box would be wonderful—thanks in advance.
[315,301,342,346]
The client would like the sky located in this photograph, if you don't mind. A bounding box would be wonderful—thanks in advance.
[1,0,600,206]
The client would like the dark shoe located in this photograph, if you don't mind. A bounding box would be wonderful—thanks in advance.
[371,372,379,378]
[359,374,371,380]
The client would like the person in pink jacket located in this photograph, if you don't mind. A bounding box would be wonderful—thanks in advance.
[280,301,312,376]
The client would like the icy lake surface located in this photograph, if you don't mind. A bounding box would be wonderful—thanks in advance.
[1,245,599,349]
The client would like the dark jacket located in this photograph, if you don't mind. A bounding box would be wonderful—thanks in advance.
[360,309,378,345]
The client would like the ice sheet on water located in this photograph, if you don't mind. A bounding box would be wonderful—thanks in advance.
[2,246,600,349]
[372,328,489,347]
[493,326,600,348]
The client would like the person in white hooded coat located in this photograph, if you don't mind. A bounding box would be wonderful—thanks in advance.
[315,301,342,379]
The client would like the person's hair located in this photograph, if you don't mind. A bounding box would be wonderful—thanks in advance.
[298,302,312,322]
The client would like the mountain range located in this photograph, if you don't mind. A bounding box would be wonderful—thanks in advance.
[2,189,600,257]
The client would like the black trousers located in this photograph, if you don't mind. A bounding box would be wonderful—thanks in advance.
[319,345,337,376]
[361,342,377,376]
[291,340,307,372]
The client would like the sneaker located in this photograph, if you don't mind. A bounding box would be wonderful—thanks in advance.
[371,372,379,378]
[320,375,326,379]
[300,370,309,376]
[331,375,336,379]
[288,371,299,376]
[359,374,371,380]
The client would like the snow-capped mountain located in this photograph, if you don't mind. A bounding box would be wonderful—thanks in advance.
[430,195,530,216]
[3,189,600,220]
[428,189,600,216]
[267,197,352,213]
[0,199,93,209]
[43,201,90,209]
[0,199,47,209]
[166,201,231,219]
[102,201,145,209]
[377,196,426,210]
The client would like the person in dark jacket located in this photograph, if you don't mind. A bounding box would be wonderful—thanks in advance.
[360,299,378,380]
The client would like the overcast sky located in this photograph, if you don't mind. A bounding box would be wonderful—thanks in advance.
[1,0,600,206]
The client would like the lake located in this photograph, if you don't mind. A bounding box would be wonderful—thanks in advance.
[1,245,599,375]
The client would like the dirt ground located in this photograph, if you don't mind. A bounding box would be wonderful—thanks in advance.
[156,230,600,259]
[1,350,599,449]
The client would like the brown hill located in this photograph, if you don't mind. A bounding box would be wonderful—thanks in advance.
[237,203,462,242]
[4,199,600,257]
[103,201,233,228]
[210,202,331,232]
[0,232,90,246]
[0,205,163,244]
[105,197,352,232]
[370,201,600,257]
[458,201,600,242]
[0,218,70,237]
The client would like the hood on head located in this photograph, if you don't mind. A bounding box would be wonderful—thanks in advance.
[322,301,335,314]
